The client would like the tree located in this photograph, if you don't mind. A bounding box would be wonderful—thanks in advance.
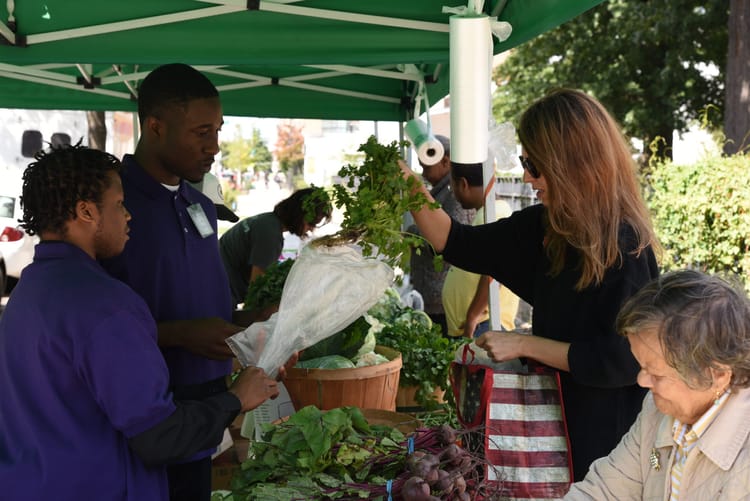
[86,110,106,150]
[492,1,728,161]
[247,127,273,176]
[219,125,272,188]
[724,0,750,155]
[275,121,305,188]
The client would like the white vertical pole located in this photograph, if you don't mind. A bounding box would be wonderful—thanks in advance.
[484,157,501,330]
[450,13,498,329]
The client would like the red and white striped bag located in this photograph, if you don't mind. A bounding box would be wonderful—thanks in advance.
[450,345,573,500]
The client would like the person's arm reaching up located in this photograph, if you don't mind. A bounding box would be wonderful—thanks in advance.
[398,159,452,252]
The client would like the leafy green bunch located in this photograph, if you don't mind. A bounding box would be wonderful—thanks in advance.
[230,406,407,500]
[370,290,462,410]
[301,185,333,226]
[243,259,295,311]
[324,135,439,272]
[223,406,485,501]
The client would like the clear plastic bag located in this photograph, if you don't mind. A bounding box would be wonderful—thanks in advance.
[226,313,277,368]
[229,244,393,377]
[488,121,518,173]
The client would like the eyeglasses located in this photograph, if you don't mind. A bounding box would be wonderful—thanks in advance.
[519,155,540,179]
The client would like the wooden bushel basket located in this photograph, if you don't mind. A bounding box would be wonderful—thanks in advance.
[284,345,402,411]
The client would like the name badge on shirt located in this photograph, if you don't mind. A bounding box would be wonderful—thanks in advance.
[186,203,215,238]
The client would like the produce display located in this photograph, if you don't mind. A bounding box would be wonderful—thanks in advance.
[243,280,460,409]
[280,286,460,409]
[216,405,498,501]
[298,315,376,363]
[369,290,462,409]
[255,244,394,377]
[238,136,461,406]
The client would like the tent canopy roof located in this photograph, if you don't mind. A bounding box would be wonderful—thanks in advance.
[0,0,602,121]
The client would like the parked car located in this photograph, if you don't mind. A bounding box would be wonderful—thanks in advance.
[0,177,37,289]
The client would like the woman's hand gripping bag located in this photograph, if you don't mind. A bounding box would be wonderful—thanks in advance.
[450,343,573,500]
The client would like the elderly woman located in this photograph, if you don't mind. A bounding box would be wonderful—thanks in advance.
[565,270,750,499]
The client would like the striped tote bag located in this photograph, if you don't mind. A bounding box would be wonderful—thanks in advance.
[451,346,573,500]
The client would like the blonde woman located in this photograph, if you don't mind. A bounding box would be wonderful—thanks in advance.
[400,88,660,480]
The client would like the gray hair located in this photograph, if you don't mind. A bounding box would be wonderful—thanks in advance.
[617,270,750,390]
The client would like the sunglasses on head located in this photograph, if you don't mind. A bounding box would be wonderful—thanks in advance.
[518,155,540,179]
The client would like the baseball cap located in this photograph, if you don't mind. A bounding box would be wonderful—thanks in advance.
[190,172,240,222]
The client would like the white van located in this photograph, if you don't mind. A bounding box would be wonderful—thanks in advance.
[0,171,37,290]
[0,108,88,291]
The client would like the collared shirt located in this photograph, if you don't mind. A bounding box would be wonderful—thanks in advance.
[102,155,233,387]
[669,389,731,500]
[0,242,175,500]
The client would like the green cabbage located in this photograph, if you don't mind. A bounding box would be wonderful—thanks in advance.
[366,287,403,321]
[354,352,390,367]
[299,315,371,361]
[295,355,356,369]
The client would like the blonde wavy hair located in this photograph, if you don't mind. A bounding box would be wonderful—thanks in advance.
[518,88,660,290]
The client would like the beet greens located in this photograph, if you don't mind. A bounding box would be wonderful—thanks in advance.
[225,406,499,500]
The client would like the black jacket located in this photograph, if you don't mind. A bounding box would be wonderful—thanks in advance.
[443,203,657,480]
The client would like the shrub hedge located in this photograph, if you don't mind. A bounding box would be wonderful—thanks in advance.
[646,153,750,291]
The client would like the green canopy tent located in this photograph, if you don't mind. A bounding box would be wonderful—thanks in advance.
[0,0,603,121]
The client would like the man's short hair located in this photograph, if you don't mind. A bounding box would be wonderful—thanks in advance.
[20,144,121,237]
[451,162,484,187]
[137,63,219,124]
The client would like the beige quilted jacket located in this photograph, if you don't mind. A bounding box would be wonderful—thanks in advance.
[564,389,750,500]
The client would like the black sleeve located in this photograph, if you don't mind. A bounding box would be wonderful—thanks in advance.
[128,392,241,467]
[171,375,229,401]
[443,204,545,302]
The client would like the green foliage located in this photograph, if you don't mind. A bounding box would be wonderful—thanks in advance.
[230,406,407,500]
[295,355,357,369]
[301,186,333,226]
[369,290,462,410]
[647,153,750,290]
[243,259,295,311]
[327,135,440,273]
[492,0,729,156]
[221,180,239,210]
[299,316,373,362]
[220,125,272,176]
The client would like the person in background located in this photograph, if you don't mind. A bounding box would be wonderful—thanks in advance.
[442,162,520,338]
[0,145,281,501]
[218,187,332,308]
[100,63,265,501]
[399,89,660,480]
[406,134,475,336]
[565,270,750,500]
[189,172,239,223]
